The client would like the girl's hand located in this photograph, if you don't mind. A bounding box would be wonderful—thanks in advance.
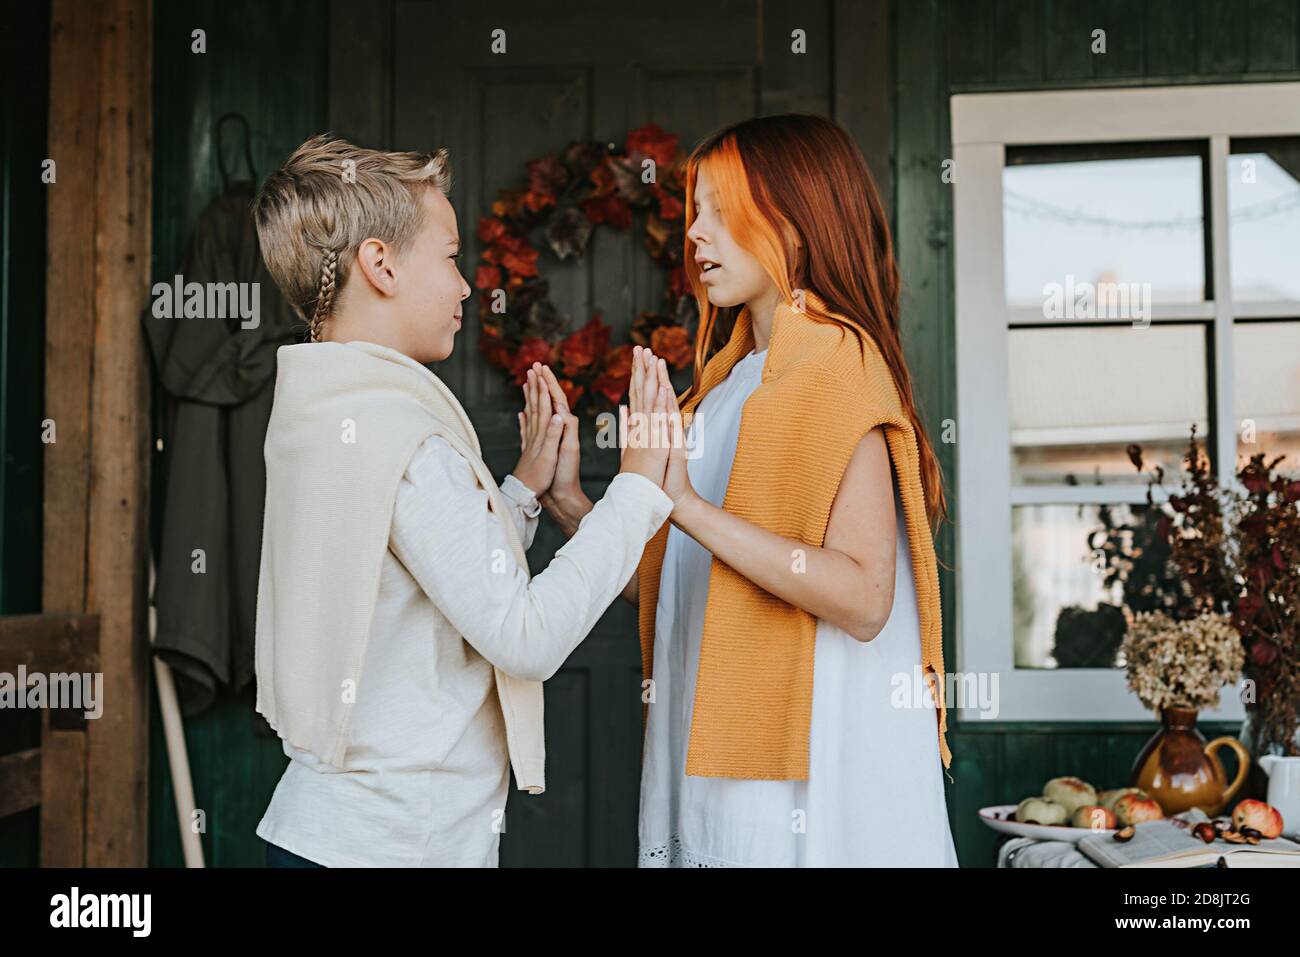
[657,357,699,514]
[512,362,564,496]
[618,345,671,487]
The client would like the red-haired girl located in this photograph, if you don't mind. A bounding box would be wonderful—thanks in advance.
[546,114,957,866]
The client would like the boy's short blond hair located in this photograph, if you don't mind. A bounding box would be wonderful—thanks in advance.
[253,132,452,342]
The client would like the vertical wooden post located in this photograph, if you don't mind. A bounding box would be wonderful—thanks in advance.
[42,0,152,867]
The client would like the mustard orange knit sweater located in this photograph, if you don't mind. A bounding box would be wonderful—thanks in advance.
[637,291,952,779]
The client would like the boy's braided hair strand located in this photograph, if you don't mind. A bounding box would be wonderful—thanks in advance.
[309,248,339,342]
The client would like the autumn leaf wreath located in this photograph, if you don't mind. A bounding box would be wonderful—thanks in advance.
[475,124,699,415]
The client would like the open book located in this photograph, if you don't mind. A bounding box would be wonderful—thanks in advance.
[1078,808,1300,868]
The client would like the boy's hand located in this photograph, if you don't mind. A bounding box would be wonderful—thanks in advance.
[512,362,564,497]
[534,366,592,532]
[536,366,582,502]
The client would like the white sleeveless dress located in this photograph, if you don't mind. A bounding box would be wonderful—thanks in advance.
[637,348,959,867]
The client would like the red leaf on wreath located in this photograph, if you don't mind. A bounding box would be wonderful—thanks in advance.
[588,161,616,197]
[501,245,540,279]
[557,378,584,409]
[657,191,684,222]
[581,193,632,229]
[511,338,556,384]
[592,344,634,404]
[558,315,612,377]
[496,231,527,254]
[475,264,502,291]
[478,324,513,370]
[523,189,555,215]
[491,188,527,221]
[651,325,693,370]
[626,123,679,169]
[661,156,687,193]
[478,216,508,245]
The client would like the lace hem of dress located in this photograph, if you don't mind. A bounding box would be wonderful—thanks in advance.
[638,833,740,868]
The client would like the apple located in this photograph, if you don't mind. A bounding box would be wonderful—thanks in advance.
[1232,799,1284,839]
[1016,796,1068,826]
[1114,793,1164,826]
[1044,776,1097,815]
[1099,787,1148,811]
[1071,805,1118,830]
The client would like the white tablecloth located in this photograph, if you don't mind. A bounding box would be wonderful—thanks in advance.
[997,836,1099,867]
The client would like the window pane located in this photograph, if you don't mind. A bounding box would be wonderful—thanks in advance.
[1228,138,1300,303]
[1235,320,1300,475]
[1004,148,1206,311]
[1012,502,1182,670]
[1009,324,1209,485]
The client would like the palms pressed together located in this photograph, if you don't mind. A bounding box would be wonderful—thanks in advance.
[512,345,694,539]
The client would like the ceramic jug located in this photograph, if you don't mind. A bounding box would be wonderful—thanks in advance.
[1258,755,1300,839]
[1131,706,1250,815]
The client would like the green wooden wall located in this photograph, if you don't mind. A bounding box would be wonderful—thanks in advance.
[894,0,1300,865]
[146,0,328,867]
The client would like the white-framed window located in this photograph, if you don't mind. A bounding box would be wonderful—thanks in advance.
[951,82,1300,722]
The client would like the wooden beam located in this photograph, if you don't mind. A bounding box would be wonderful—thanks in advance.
[42,0,102,870]
[0,748,41,820]
[0,613,100,673]
[84,0,152,870]
[43,0,152,868]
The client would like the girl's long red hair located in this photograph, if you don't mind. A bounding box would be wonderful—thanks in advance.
[679,114,948,535]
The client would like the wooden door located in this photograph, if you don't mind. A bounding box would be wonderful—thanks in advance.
[329,0,884,865]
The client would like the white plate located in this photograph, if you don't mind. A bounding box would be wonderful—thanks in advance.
[978,804,1116,844]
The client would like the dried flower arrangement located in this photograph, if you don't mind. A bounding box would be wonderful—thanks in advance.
[1122,609,1244,712]
[1100,426,1300,755]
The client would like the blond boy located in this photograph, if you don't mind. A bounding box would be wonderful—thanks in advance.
[251,134,674,866]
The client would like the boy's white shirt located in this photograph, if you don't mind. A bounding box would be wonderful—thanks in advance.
[254,339,672,805]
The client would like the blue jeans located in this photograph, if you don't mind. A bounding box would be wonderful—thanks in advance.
[265,840,326,868]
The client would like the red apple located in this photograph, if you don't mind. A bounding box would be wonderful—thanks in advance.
[1114,793,1165,826]
[1099,787,1148,811]
[1071,805,1118,830]
[1232,799,1284,839]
